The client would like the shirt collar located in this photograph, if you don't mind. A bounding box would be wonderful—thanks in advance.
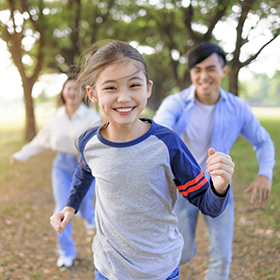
[182,84,228,103]
[56,104,87,119]
[74,103,88,119]
[219,87,229,101]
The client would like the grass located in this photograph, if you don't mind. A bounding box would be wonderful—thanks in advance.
[0,106,279,279]
[230,117,280,230]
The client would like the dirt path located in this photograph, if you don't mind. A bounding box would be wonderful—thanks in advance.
[1,149,279,279]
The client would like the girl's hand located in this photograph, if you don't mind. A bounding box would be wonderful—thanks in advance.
[50,206,75,234]
[206,148,235,195]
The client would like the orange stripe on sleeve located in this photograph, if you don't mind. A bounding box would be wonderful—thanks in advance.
[180,177,208,196]
[78,160,90,169]
[177,170,204,191]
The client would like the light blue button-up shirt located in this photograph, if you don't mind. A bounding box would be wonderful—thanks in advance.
[154,84,275,181]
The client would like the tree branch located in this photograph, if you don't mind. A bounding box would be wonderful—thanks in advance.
[182,3,201,44]
[240,35,279,68]
[203,1,227,41]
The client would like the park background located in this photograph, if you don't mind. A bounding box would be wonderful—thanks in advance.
[0,0,280,279]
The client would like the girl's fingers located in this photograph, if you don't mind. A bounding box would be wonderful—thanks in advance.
[206,163,234,176]
[206,152,232,165]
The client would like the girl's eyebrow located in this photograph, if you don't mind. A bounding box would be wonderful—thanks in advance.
[101,75,144,85]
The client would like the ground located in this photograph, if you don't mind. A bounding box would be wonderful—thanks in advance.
[1,130,280,280]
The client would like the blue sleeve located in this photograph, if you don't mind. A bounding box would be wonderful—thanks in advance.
[65,128,97,212]
[153,92,186,129]
[172,136,229,217]
[155,124,229,217]
[239,100,275,180]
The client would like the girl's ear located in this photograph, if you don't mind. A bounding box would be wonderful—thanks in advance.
[147,80,153,98]
[86,86,98,103]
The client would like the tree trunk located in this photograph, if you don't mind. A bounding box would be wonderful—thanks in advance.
[228,65,240,96]
[22,78,36,142]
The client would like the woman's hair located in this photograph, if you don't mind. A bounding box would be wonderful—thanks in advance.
[188,42,227,70]
[76,40,150,106]
[57,76,77,107]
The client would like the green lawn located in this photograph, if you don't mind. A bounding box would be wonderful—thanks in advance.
[0,106,279,279]
[231,117,280,230]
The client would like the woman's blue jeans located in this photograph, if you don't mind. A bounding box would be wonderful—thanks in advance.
[95,266,179,280]
[174,188,234,280]
[52,152,95,258]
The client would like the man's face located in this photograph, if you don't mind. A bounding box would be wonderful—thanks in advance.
[190,53,228,105]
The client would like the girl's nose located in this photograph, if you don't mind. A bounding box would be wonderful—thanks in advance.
[118,89,131,103]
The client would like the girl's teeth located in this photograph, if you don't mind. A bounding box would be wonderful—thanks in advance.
[117,108,132,112]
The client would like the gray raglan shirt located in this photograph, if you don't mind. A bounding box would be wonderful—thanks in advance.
[66,119,229,280]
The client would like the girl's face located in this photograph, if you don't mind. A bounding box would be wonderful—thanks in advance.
[62,80,79,107]
[87,60,152,129]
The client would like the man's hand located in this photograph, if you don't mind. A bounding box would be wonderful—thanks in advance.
[244,175,271,207]
[50,206,75,234]
[206,148,235,195]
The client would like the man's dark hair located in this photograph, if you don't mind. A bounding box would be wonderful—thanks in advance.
[188,42,227,70]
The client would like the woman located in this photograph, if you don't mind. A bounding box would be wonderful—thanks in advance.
[11,76,101,267]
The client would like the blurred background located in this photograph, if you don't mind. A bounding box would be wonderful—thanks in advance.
[0,0,280,140]
[0,1,279,279]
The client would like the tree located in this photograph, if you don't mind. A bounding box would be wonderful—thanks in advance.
[0,0,129,141]
[1,0,279,136]
[0,0,47,141]
[227,0,280,94]
[129,0,279,101]
[179,0,280,95]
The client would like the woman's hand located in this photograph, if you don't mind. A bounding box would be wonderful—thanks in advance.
[10,155,17,164]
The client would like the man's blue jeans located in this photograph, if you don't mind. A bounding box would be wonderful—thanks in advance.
[52,152,95,259]
[95,266,179,280]
[174,188,234,280]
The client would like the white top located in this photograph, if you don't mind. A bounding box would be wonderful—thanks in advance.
[13,104,101,161]
[180,99,216,172]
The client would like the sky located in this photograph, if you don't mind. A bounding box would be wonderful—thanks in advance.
[0,17,280,101]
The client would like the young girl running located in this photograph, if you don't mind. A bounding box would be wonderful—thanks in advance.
[50,40,234,280]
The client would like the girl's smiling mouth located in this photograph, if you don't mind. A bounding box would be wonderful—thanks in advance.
[114,106,135,113]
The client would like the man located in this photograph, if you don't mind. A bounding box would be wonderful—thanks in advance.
[153,42,275,280]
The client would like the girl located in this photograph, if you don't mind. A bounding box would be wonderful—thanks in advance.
[11,76,101,267]
[50,41,234,279]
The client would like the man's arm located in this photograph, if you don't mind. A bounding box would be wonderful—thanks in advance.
[240,102,275,206]
[153,92,186,129]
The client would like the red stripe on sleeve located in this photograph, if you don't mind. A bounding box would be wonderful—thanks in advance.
[78,160,90,169]
[180,177,208,196]
[177,170,204,191]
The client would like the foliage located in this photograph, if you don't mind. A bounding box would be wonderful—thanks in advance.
[0,0,280,140]
[239,70,280,106]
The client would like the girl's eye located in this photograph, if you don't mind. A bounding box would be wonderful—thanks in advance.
[104,86,116,90]
[130,83,141,88]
